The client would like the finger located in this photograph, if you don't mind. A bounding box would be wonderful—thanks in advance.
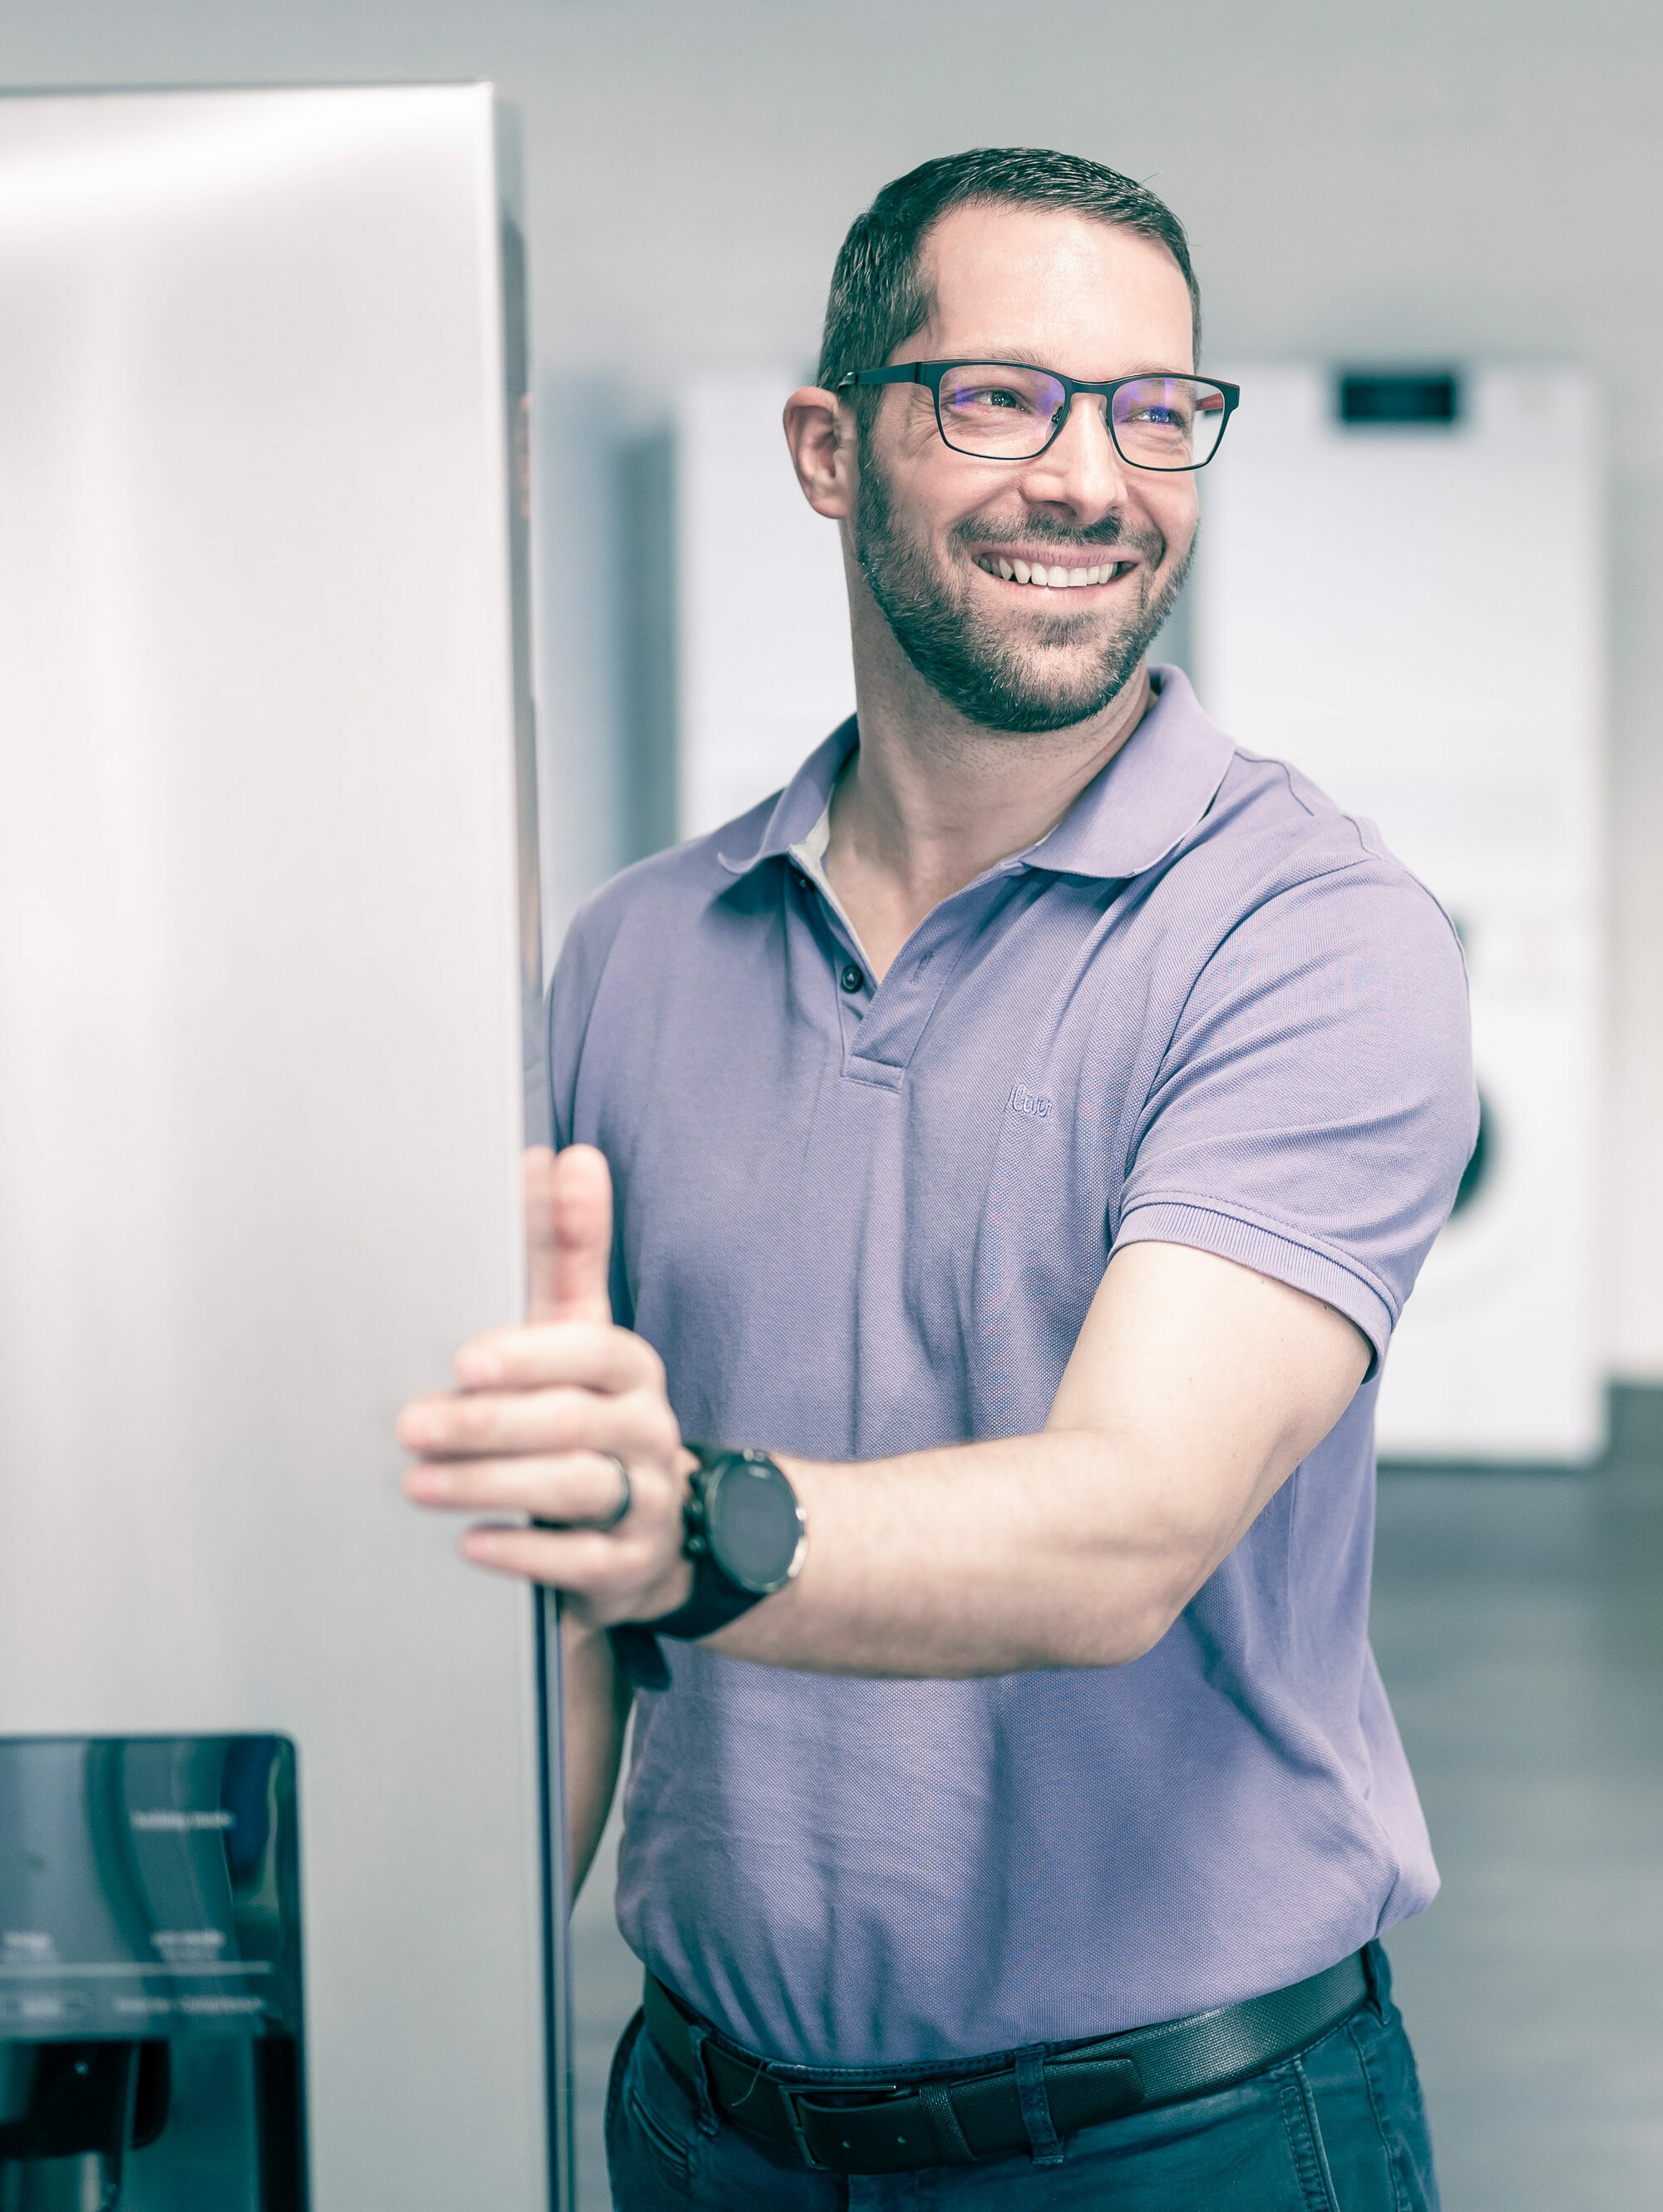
[404,1449,632,1522]
[522,1147,560,1321]
[452,1320,658,1395]
[459,1523,630,1589]
[399,1379,675,1461]
[526,1143,613,1329]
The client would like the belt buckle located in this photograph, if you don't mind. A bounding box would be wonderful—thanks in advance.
[778,2084,832,2171]
[777,2081,901,2174]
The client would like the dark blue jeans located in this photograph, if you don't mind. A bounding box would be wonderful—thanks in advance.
[606,1948,1439,2210]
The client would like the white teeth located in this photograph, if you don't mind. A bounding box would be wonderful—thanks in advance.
[988,556,1123,588]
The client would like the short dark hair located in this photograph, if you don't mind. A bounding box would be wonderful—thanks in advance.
[816,147,1202,412]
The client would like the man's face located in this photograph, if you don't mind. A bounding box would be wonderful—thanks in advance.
[851,204,1201,734]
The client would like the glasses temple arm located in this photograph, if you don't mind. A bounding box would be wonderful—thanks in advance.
[835,364,925,390]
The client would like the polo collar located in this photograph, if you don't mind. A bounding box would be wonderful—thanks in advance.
[718,718,860,876]
[717,666,1235,886]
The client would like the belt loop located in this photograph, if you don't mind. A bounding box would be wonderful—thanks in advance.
[1362,1940,1392,2017]
[1013,2047,1065,2167]
[681,2019,722,2138]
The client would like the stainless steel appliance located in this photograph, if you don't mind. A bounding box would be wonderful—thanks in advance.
[0,86,566,2206]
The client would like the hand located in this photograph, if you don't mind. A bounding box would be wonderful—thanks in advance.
[397,1144,696,1627]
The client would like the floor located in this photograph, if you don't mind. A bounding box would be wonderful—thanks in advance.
[566,1444,1663,2208]
[1369,1456,1663,2206]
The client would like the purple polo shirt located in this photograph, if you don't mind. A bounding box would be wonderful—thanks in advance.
[545,668,1476,2069]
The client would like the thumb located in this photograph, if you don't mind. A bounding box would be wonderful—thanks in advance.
[524,1143,614,1326]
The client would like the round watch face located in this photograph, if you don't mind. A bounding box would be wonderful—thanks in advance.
[706,1459,807,1594]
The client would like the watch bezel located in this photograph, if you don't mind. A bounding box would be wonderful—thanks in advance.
[693,1450,807,1597]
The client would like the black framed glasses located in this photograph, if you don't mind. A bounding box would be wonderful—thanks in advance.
[835,361,1241,471]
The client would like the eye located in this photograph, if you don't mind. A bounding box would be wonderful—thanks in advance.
[952,381,1034,414]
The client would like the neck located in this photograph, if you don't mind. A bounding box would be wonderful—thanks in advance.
[822,568,1155,979]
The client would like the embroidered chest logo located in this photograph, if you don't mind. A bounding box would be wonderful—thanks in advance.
[1007,1082,1054,1121]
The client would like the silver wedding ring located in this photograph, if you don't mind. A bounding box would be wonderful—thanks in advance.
[530,1452,632,1534]
[587,1452,632,1531]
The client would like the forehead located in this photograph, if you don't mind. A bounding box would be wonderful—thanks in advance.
[909,202,1194,377]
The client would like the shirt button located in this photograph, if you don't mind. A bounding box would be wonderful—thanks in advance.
[840,962,865,994]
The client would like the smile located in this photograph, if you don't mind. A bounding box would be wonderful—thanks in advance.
[975,555,1133,590]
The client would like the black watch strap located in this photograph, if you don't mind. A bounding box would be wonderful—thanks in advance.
[608,1447,801,1692]
[605,1625,675,1694]
[607,1577,766,1694]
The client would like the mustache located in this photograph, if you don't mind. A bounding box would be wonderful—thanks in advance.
[950,512,1165,562]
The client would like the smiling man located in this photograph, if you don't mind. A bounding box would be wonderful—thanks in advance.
[402,149,1473,2207]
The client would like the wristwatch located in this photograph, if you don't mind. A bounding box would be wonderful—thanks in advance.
[608,1447,807,1692]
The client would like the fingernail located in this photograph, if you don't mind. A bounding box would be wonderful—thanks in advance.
[456,1345,504,1386]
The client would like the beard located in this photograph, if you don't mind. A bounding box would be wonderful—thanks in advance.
[853,449,1192,735]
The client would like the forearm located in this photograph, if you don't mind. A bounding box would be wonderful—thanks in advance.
[403,1234,1366,1686]
[561,1611,632,1896]
[703,1427,1222,1679]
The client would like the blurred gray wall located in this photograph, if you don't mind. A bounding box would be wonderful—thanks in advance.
[7,0,1660,1379]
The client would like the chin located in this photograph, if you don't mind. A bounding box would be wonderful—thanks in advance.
[958,671,1145,737]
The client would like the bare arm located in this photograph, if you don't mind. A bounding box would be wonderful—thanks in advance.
[401,1150,1369,1679]
[704,1238,1367,1675]
[560,1611,631,1896]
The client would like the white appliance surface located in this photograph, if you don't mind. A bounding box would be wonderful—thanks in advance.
[0,87,554,2204]
[1194,364,1603,1462]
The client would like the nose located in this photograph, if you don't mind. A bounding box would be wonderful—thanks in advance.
[1015,390,1130,522]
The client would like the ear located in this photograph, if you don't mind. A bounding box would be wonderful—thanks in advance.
[782,385,856,521]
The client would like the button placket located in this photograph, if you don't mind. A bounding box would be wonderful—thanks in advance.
[787,865,875,1047]
[841,880,1009,1084]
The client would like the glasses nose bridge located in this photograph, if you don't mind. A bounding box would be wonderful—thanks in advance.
[1044,378,1124,472]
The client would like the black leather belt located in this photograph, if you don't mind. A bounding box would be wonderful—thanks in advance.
[644,1948,1374,2175]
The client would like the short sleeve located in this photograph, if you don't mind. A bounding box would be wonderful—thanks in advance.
[1113,863,1478,1374]
[541,865,641,1155]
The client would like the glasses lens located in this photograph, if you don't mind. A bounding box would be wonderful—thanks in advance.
[936,364,1067,457]
[1110,378,1229,470]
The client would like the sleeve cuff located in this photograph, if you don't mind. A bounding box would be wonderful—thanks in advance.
[1113,1201,1394,1380]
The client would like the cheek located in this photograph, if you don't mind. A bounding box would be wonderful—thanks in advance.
[1163,484,1202,550]
[1133,486,1197,570]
